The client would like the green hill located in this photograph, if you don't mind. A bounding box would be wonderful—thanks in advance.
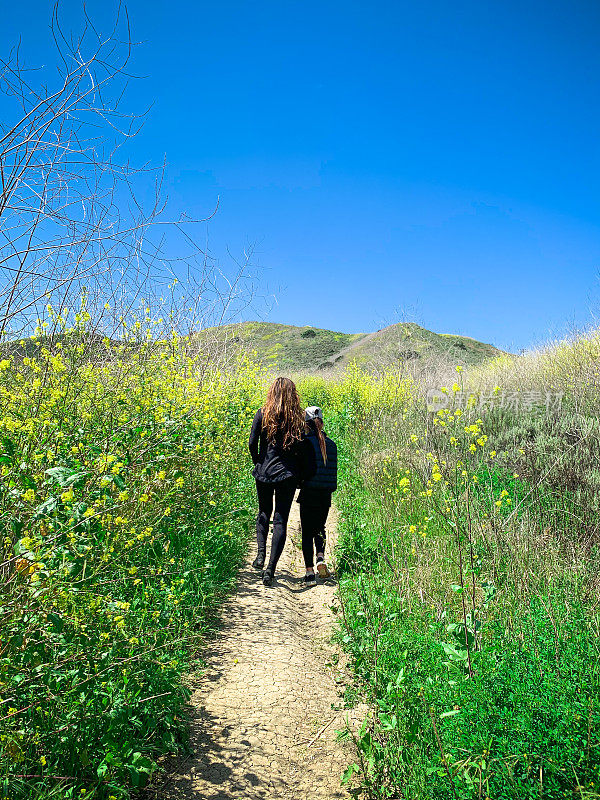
[196,321,505,372]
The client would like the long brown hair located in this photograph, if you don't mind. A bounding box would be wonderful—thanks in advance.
[262,377,305,449]
[308,417,328,464]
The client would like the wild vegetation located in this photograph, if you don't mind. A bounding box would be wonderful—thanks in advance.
[0,312,264,799]
[1,315,599,799]
[313,334,600,800]
[1,11,598,797]
[0,348,404,798]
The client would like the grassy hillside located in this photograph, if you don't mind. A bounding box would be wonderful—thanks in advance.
[196,320,505,372]
[195,321,363,371]
[343,322,504,370]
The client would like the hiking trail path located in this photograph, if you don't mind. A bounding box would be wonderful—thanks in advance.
[157,498,365,800]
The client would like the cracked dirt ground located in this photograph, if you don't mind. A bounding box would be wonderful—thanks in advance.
[159,497,363,799]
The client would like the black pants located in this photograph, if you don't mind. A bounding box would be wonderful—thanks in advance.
[300,502,329,569]
[255,478,297,571]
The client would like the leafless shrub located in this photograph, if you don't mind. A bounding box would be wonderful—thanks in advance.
[0,1,256,351]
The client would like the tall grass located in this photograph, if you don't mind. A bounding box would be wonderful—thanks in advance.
[0,317,264,798]
[310,353,600,799]
[471,326,600,414]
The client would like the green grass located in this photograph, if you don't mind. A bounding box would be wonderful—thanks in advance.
[194,321,505,373]
[347,323,504,369]
[305,388,600,800]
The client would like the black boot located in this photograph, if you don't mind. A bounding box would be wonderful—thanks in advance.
[252,554,265,570]
[262,568,273,586]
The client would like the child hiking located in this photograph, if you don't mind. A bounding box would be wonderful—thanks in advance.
[248,377,313,586]
[298,406,338,586]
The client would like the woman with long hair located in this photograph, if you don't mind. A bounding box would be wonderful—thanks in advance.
[248,377,311,586]
[297,406,338,584]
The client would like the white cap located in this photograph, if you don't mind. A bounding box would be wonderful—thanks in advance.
[305,406,324,421]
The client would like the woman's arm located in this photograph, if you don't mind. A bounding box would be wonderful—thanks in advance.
[248,409,262,464]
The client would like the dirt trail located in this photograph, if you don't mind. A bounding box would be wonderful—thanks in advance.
[160,497,363,800]
[324,330,380,368]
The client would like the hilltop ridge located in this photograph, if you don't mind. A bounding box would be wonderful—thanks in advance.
[195,321,505,372]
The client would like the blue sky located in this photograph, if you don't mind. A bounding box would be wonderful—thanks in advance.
[4,1,600,351]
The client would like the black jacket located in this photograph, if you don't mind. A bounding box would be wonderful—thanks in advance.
[298,430,337,505]
[249,409,315,484]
